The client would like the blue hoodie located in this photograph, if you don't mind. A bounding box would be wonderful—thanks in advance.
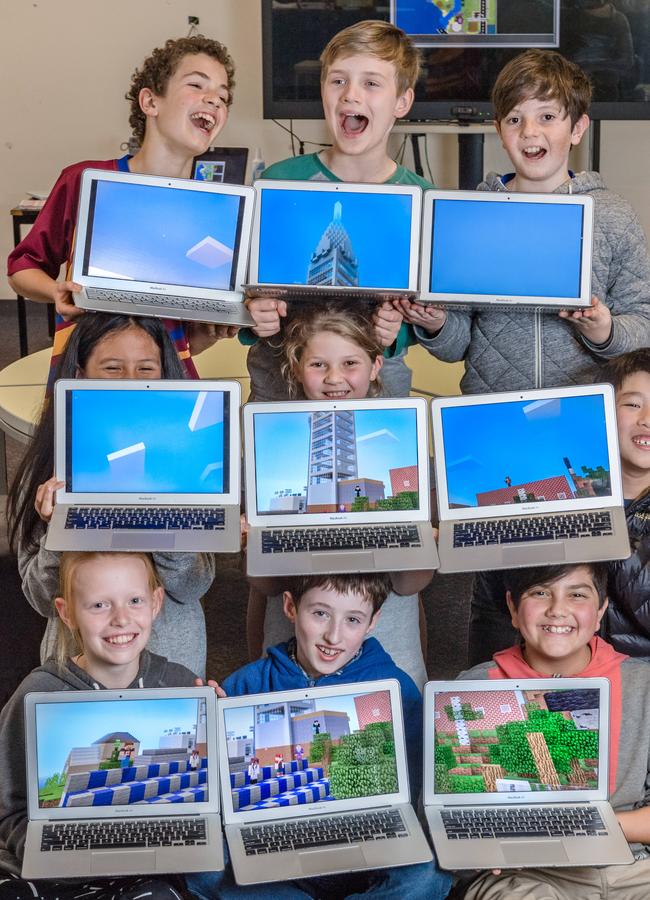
[223,637,423,800]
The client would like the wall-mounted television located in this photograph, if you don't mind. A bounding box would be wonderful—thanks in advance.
[262,0,650,122]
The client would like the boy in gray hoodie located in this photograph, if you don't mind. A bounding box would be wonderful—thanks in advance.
[400,49,650,393]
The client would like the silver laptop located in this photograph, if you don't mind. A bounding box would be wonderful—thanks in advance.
[22,687,224,878]
[245,179,422,301]
[243,397,438,576]
[46,379,241,553]
[218,680,432,885]
[419,189,594,310]
[431,384,630,573]
[423,678,633,870]
[71,168,255,326]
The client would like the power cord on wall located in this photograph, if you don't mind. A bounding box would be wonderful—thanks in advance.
[272,119,332,156]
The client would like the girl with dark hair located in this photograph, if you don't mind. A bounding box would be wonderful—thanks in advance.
[7,313,215,677]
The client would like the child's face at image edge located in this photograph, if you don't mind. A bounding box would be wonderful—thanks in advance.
[321,54,413,160]
[140,52,230,157]
[283,585,379,679]
[496,95,589,193]
[615,372,650,488]
[507,565,607,675]
[55,556,163,684]
[78,325,162,379]
[296,331,382,400]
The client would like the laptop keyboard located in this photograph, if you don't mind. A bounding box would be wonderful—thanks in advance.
[441,806,607,839]
[64,507,225,531]
[452,511,613,548]
[41,818,207,851]
[261,525,421,553]
[87,287,235,314]
[241,808,408,855]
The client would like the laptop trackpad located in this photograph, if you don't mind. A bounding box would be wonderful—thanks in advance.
[501,543,566,565]
[91,849,156,874]
[111,534,176,550]
[500,840,568,866]
[298,845,366,875]
[310,552,375,573]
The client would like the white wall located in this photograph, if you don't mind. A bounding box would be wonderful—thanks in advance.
[1,0,649,299]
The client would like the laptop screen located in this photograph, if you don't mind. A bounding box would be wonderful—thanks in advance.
[223,688,399,813]
[65,388,231,494]
[432,686,601,796]
[439,394,611,510]
[252,407,423,517]
[256,187,414,289]
[80,179,246,291]
[429,197,586,301]
[33,695,210,809]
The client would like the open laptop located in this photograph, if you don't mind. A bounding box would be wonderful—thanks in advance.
[22,687,224,878]
[245,180,422,301]
[46,379,241,553]
[192,146,249,184]
[431,384,629,573]
[243,397,438,576]
[423,678,633,870]
[218,680,432,885]
[71,168,255,326]
[419,189,594,310]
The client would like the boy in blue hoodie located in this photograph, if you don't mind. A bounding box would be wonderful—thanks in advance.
[188,574,451,900]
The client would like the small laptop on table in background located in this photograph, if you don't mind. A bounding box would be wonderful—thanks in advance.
[22,687,223,878]
[431,384,630,573]
[71,168,255,326]
[423,678,633,870]
[243,397,438,576]
[218,680,432,885]
[418,189,594,310]
[46,379,241,553]
[245,179,422,302]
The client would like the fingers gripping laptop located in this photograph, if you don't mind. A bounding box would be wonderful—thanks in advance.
[218,680,432,885]
[46,379,241,553]
[423,679,633,870]
[22,688,224,878]
[243,397,438,576]
[431,384,630,573]
[71,168,255,327]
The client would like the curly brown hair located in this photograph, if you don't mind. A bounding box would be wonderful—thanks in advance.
[126,36,236,144]
[280,303,384,399]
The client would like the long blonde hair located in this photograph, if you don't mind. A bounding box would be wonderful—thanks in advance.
[280,303,383,399]
[55,551,162,669]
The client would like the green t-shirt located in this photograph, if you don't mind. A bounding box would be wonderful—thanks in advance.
[261,151,434,191]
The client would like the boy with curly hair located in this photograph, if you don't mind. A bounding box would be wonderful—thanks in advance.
[7,35,236,377]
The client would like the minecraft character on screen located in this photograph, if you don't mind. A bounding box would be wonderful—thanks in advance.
[274,753,284,776]
[247,757,260,784]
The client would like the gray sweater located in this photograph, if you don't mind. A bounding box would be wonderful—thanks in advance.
[458,657,650,853]
[18,525,216,677]
[0,653,197,874]
[415,171,650,392]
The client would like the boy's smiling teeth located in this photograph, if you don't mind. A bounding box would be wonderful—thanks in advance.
[317,644,342,658]
[542,624,574,634]
[633,436,650,447]
[523,145,545,159]
[190,112,215,132]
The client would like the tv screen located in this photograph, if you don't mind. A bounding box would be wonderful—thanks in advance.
[262,0,650,121]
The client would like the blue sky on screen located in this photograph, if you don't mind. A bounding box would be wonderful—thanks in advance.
[442,395,610,507]
[254,408,419,511]
[36,697,201,780]
[70,389,225,493]
[257,189,413,287]
[87,180,242,290]
[430,199,584,298]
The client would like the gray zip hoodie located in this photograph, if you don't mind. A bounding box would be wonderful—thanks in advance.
[415,171,650,392]
[0,652,196,874]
